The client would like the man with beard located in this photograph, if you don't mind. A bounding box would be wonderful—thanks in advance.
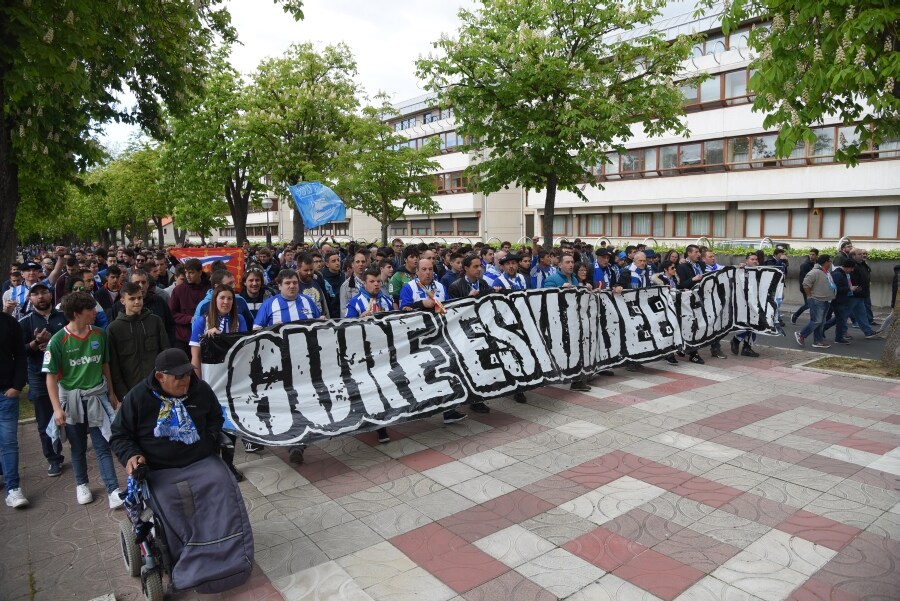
[296,254,329,318]
[449,254,492,301]
[320,252,345,318]
[493,253,528,291]
[18,283,67,477]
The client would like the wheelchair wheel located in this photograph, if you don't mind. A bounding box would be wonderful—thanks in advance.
[119,519,142,578]
[141,566,165,601]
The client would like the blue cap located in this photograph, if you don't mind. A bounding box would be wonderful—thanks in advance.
[617,251,627,260]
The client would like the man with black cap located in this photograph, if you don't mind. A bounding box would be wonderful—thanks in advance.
[19,282,67,477]
[493,253,528,291]
[593,248,616,290]
[110,348,225,476]
[3,256,64,318]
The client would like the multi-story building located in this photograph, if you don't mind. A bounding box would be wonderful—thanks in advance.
[215,12,900,249]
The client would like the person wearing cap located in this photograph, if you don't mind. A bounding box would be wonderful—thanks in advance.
[593,249,616,290]
[493,253,528,291]
[110,348,225,476]
[823,259,879,344]
[19,282,68,477]
[3,254,64,318]
[43,291,124,508]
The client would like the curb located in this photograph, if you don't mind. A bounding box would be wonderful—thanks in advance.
[792,357,900,384]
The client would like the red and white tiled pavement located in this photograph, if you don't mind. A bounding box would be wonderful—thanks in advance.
[3,348,899,600]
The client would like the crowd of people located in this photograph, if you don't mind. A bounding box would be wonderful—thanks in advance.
[0,237,888,510]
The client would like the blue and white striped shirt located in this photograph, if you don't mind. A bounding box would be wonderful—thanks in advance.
[253,293,321,329]
[346,290,394,318]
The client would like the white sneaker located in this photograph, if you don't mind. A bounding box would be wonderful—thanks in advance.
[108,488,125,509]
[76,484,93,505]
[5,488,29,508]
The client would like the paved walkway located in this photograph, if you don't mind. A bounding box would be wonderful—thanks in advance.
[2,346,899,601]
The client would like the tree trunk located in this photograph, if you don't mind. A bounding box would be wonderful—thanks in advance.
[541,172,558,250]
[0,67,19,271]
[121,224,128,246]
[152,216,165,248]
[381,221,389,247]
[225,175,250,245]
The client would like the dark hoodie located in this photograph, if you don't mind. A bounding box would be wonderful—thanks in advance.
[320,268,344,318]
[110,372,223,470]
[169,279,211,344]
[107,308,170,400]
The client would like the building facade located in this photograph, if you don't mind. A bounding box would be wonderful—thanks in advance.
[215,14,900,250]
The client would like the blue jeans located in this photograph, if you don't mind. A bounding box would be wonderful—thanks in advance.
[848,297,875,336]
[824,303,851,341]
[65,417,120,494]
[799,299,830,343]
[0,393,21,492]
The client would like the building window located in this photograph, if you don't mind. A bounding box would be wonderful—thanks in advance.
[619,212,659,237]
[579,214,610,237]
[552,215,572,236]
[410,221,432,236]
[792,209,808,238]
[745,210,761,238]
[877,207,899,238]
[434,219,454,235]
[436,171,470,194]
[389,221,408,236]
[673,210,725,238]
[763,210,790,237]
[821,209,841,238]
[456,217,479,235]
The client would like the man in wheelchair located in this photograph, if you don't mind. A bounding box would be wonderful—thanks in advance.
[110,348,223,474]
[110,348,253,598]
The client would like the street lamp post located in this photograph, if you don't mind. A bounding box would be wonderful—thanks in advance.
[261,196,274,246]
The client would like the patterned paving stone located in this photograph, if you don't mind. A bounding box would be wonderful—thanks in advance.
[8,350,900,601]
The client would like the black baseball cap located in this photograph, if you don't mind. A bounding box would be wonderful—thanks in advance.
[154,348,194,376]
[500,253,520,264]
[20,261,41,271]
[28,282,51,294]
[595,248,612,257]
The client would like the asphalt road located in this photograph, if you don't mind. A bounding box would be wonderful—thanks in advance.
[754,304,888,361]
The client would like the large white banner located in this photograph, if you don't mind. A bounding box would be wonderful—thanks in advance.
[201,267,783,445]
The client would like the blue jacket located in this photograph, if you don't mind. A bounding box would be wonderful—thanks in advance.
[543,271,579,288]
[192,289,254,329]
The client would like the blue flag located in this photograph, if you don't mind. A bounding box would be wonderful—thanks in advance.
[288,182,347,230]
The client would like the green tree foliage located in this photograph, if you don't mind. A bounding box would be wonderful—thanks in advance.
[0,0,303,264]
[699,0,899,165]
[161,50,254,244]
[417,0,700,247]
[334,97,441,246]
[244,42,360,243]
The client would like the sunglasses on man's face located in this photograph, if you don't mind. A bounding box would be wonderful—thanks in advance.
[72,285,86,291]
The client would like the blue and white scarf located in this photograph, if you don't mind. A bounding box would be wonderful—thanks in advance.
[152,389,200,444]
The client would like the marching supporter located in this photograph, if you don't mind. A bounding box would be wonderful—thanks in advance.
[191,269,254,330]
[169,259,211,355]
[19,283,67,477]
[345,268,394,318]
[110,348,224,475]
[253,269,322,463]
[320,252,345,317]
[530,250,554,288]
[544,254,591,391]
[448,254,492,300]
[2,269,22,295]
[616,252,655,371]
[484,250,505,285]
[850,248,877,328]
[401,258,471,420]
[339,251,369,318]
[60,274,110,329]
[389,247,419,303]
[730,253,762,357]
[296,254,329,318]
[162,264,185,299]
[189,284,248,479]
[493,253,528,291]
[440,252,464,289]
[4,255,64,318]
[239,268,270,320]
[1,310,28,508]
[517,253,532,285]
[593,248,616,290]
[253,268,322,330]
[107,282,170,401]
[44,291,124,508]
[254,247,280,287]
[53,257,82,303]
[822,260,856,345]
[88,267,114,310]
[480,246,495,272]
[675,245,708,364]
[791,249,819,324]
[575,262,593,289]
[795,254,836,348]
[109,269,175,344]
[765,246,788,326]
[700,250,727,359]
[650,260,681,366]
